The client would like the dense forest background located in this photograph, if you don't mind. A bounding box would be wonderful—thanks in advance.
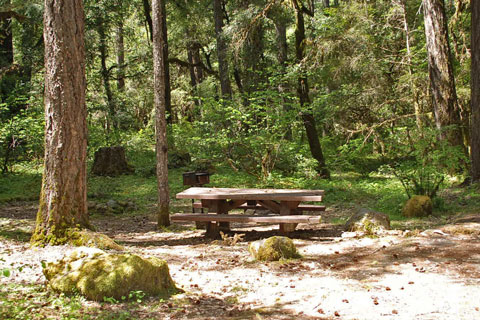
[0,0,475,203]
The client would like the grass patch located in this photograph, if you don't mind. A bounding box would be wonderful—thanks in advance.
[0,171,42,203]
[0,229,31,242]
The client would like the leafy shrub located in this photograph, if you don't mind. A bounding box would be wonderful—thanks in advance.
[380,127,467,199]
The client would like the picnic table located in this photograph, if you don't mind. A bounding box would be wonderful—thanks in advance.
[172,187,325,238]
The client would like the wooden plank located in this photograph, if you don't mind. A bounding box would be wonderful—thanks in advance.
[257,200,281,213]
[193,202,326,211]
[176,187,323,202]
[171,214,321,224]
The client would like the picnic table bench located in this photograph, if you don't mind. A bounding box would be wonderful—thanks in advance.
[172,187,325,238]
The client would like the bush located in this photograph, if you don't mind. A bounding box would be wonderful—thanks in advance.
[380,127,467,199]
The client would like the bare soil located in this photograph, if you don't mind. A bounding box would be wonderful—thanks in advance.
[1,202,480,320]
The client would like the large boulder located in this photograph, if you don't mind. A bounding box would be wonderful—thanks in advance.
[344,209,390,234]
[248,236,301,261]
[402,195,433,217]
[91,146,134,176]
[43,249,180,301]
[72,230,124,251]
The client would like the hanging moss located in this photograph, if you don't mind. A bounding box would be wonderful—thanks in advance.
[44,250,181,301]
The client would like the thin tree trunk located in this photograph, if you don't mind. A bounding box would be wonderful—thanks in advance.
[293,0,329,178]
[400,0,422,129]
[116,21,125,91]
[98,21,115,131]
[0,0,13,68]
[472,0,480,182]
[152,0,170,227]
[32,0,90,244]
[214,0,232,99]
[273,14,293,140]
[187,42,203,111]
[143,0,153,42]
[423,0,463,147]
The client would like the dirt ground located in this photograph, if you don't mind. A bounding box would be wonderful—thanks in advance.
[1,202,480,320]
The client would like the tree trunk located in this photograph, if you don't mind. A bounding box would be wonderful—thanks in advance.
[272,9,293,140]
[143,0,153,42]
[400,0,422,129]
[152,0,170,227]
[0,0,13,68]
[32,0,90,245]
[472,0,480,182]
[214,0,232,99]
[98,21,115,131]
[116,21,125,91]
[423,0,463,147]
[187,41,203,112]
[293,0,329,178]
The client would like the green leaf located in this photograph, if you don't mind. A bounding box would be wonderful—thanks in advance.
[2,269,11,277]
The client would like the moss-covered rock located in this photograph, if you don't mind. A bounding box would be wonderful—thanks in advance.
[248,236,301,261]
[344,209,390,234]
[44,249,180,301]
[402,195,433,217]
[72,230,124,251]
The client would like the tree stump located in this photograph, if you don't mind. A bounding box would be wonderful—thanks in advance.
[91,146,134,176]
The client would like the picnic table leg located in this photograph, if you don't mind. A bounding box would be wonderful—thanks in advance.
[205,222,220,239]
[279,201,300,234]
[203,199,229,238]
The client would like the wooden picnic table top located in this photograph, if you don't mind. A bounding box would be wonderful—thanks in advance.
[176,187,324,202]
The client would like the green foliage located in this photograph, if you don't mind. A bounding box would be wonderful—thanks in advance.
[0,84,44,173]
[381,127,467,199]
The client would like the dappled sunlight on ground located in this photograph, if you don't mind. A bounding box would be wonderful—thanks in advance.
[1,202,480,319]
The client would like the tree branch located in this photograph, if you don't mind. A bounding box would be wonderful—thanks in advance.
[168,57,218,78]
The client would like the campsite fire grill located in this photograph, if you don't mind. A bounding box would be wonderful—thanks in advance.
[182,171,210,186]
[182,172,210,213]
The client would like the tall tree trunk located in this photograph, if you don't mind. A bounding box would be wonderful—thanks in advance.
[32,0,90,245]
[214,0,232,99]
[272,10,293,140]
[116,21,125,91]
[98,21,115,132]
[143,0,153,42]
[160,1,172,124]
[152,0,170,227]
[472,0,480,182]
[400,0,422,129]
[423,0,463,147]
[187,41,203,112]
[293,0,329,178]
[0,0,13,68]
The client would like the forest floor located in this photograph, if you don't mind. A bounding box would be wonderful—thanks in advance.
[1,202,480,320]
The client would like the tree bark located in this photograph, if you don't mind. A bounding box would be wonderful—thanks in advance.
[400,0,422,129]
[472,0,480,182]
[293,0,329,178]
[214,0,232,99]
[116,21,125,91]
[143,0,153,42]
[152,0,170,227]
[98,21,115,131]
[271,7,293,139]
[32,0,90,245]
[423,0,463,147]
[0,0,13,68]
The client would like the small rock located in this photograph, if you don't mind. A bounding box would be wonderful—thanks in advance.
[248,236,301,261]
[402,195,433,217]
[344,208,390,234]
